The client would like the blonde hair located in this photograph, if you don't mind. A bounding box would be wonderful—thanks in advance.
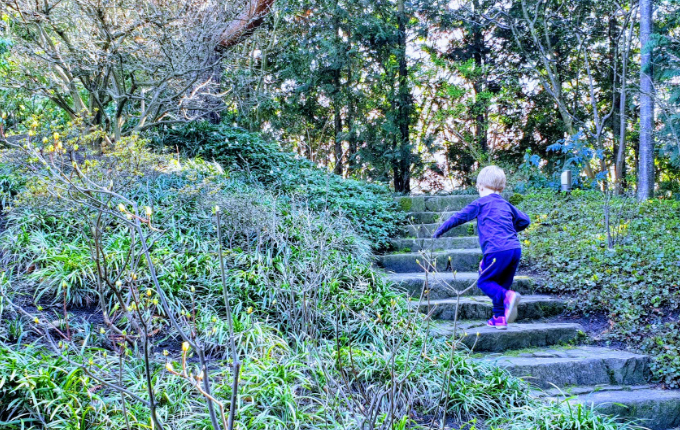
[476,166,506,192]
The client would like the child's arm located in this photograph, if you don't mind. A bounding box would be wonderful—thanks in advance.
[432,202,480,238]
[511,205,531,232]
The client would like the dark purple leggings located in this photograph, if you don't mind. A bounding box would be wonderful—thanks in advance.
[478,248,522,317]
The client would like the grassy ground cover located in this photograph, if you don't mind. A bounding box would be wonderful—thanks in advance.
[518,189,680,388]
[0,126,643,429]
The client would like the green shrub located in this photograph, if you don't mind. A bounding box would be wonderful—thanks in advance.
[519,189,680,387]
[151,122,402,249]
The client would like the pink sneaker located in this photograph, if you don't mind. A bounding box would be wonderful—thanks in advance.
[504,291,521,324]
[487,315,507,330]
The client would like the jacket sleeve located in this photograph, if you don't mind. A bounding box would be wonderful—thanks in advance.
[432,202,480,238]
[511,204,531,232]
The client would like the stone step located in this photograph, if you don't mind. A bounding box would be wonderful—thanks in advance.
[389,272,537,299]
[378,249,481,273]
[402,223,477,239]
[391,237,479,252]
[481,346,650,389]
[417,295,565,322]
[432,321,583,353]
[396,195,478,212]
[535,384,655,398]
[565,388,680,430]
[404,211,456,224]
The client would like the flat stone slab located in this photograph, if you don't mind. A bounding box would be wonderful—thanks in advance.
[391,237,480,252]
[388,272,537,299]
[417,295,565,322]
[404,211,457,224]
[481,346,650,389]
[536,384,655,397]
[378,249,482,273]
[402,223,477,238]
[432,322,583,353]
[396,195,478,212]
[571,388,680,430]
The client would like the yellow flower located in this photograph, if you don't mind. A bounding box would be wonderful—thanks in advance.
[247,307,253,314]
[100,327,105,334]
[182,342,190,352]
[146,289,152,297]
[145,206,152,217]
[163,350,169,356]
[33,317,40,324]
[165,362,174,372]
[118,204,126,212]
[53,132,59,140]
[42,137,49,144]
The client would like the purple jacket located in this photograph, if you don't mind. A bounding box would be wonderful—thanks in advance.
[432,194,531,255]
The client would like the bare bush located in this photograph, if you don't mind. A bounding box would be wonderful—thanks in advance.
[1,0,273,137]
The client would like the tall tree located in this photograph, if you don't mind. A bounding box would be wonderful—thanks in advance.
[639,0,655,199]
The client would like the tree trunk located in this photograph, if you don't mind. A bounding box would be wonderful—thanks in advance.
[472,0,488,153]
[333,98,343,176]
[395,0,411,193]
[638,0,655,200]
[332,5,344,176]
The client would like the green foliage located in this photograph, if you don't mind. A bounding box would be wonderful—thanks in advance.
[0,137,644,429]
[152,122,402,249]
[0,343,102,429]
[519,190,680,387]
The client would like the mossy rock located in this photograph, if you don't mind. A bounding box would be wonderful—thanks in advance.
[398,197,413,212]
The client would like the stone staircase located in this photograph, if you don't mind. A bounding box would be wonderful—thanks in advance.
[380,194,680,430]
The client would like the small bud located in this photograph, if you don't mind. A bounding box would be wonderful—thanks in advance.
[247,307,253,314]
[33,317,40,324]
[146,289,152,297]
[118,204,126,212]
[100,327,105,334]
[182,342,190,352]
[145,206,152,217]
[163,350,169,356]
[115,280,122,288]
[165,362,174,372]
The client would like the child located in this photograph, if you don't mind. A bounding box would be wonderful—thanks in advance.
[432,166,531,330]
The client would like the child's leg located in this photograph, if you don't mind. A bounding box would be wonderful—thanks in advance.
[477,250,516,317]
[498,248,522,290]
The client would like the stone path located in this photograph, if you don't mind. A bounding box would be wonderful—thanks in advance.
[381,194,680,430]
